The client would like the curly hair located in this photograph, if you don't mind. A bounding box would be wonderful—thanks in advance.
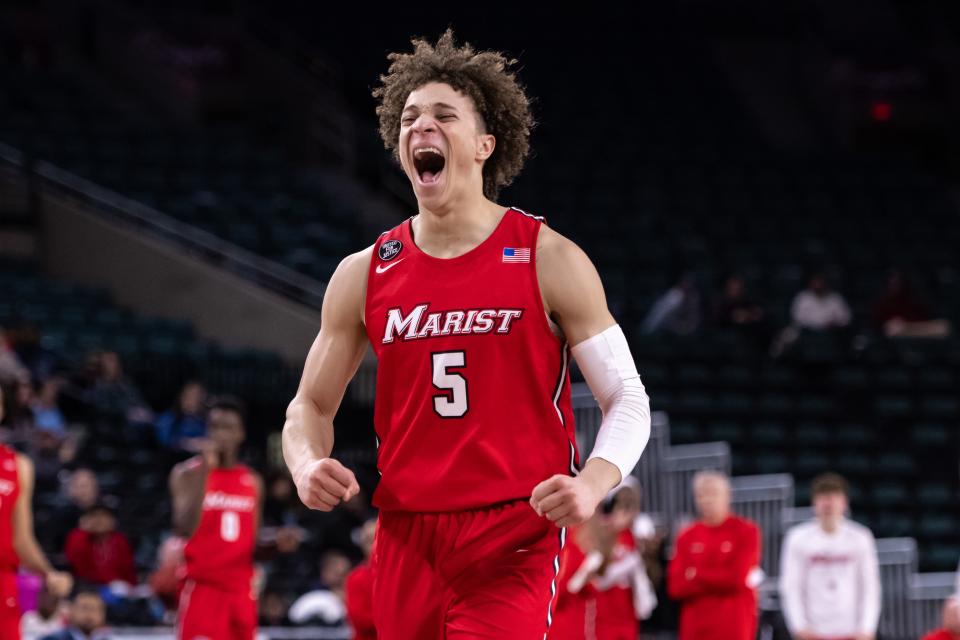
[371,28,535,201]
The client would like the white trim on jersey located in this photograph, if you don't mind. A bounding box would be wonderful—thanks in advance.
[543,526,567,639]
[511,205,545,221]
[176,578,196,638]
[551,343,578,476]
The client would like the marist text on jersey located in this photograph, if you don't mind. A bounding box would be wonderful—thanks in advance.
[382,303,523,344]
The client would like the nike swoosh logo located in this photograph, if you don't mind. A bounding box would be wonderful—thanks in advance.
[376,258,406,274]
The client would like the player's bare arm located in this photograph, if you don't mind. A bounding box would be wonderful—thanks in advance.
[530,225,651,527]
[282,246,371,512]
[12,454,72,597]
[169,452,215,538]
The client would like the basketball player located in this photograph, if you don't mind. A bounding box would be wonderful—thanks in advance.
[0,385,73,640]
[170,397,262,640]
[282,30,651,639]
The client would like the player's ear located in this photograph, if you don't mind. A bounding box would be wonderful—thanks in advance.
[475,133,495,162]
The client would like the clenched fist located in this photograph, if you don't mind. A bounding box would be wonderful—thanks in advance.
[529,474,606,528]
[293,458,360,512]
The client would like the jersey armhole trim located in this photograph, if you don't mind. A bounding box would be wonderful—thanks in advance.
[363,232,389,349]
[530,220,565,348]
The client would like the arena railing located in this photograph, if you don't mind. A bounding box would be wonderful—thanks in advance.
[730,473,794,578]
[910,572,956,637]
[877,537,919,639]
[0,140,327,310]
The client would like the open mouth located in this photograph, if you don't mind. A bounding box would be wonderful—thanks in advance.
[413,146,445,185]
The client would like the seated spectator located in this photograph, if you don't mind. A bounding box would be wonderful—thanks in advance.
[872,269,951,339]
[5,380,36,437]
[65,504,136,586]
[153,381,207,453]
[642,274,701,336]
[922,597,960,640]
[713,273,772,351]
[714,274,765,328]
[45,468,104,552]
[259,589,292,628]
[790,273,851,331]
[0,328,30,386]
[263,473,304,527]
[38,587,108,640]
[288,551,351,626]
[32,377,67,438]
[21,585,67,637]
[26,428,68,496]
[85,351,151,425]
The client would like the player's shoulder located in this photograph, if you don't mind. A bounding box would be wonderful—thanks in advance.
[323,244,376,321]
[11,450,31,476]
[785,519,818,540]
[534,220,599,287]
[676,520,702,540]
[333,244,376,283]
[731,514,760,533]
[842,518,876,541]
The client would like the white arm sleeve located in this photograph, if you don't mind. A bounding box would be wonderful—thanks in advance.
[570,323,651,482]
[858,531,882,634]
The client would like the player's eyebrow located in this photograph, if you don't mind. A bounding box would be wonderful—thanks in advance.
[402,102,460,115]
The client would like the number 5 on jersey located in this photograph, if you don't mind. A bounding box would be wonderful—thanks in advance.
[432,350,468,418]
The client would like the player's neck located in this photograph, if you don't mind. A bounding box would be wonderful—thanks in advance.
[818,517,842,533]
[702,512,729,527]
[413,196,507,257]
[217,452,239,468]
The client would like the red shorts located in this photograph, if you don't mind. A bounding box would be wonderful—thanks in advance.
[0,571,18,640]
[177,578,256,640]
[372,499,566,640]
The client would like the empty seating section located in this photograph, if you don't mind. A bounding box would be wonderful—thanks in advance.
[0,67,365,282]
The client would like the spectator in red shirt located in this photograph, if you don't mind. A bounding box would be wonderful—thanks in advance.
[345,517,377,640]
[922,597,960,640]
[872,269,951,339]
[64,503,136,586]
[667,471,762,640]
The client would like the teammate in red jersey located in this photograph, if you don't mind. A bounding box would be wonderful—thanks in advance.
[667,471,762,640]
[282,29,652,639]
[0,386,72,640]
[170,397,262,640]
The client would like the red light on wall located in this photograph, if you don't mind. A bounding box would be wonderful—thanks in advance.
[872,102,892,122]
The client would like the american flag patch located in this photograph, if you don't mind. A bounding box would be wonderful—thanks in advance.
[502,247,531,263]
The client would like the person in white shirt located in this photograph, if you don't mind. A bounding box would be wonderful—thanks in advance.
[779,473,881,640]
[791,273,852,331]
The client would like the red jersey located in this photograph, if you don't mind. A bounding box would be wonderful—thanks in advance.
[667,515,761,640]
[183,463,257,591]
[0,446,20,572]
[364,207,579,512]
[921,631,960,640]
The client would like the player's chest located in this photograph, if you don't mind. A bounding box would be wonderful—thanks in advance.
[686,534,737,561]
